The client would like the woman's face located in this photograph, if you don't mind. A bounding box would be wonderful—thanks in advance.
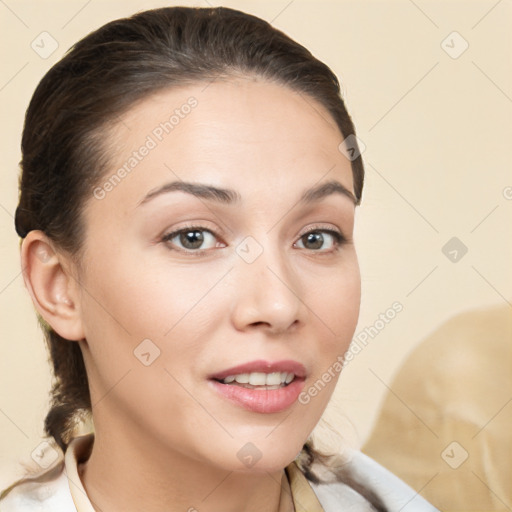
[76,78,360,472]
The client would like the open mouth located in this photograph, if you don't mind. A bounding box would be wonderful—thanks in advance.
[213,371,296,390]
[208,360,307,413]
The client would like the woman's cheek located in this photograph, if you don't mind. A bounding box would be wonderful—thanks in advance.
[318,260,360,331]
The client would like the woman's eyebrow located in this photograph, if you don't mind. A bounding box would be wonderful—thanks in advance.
[139,181,240,206]
[137,179,356,207]
[300,180,356,205]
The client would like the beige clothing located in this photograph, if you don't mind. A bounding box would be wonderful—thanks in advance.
[1,432,438,511]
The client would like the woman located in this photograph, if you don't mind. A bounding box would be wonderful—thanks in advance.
[1,6,437,511]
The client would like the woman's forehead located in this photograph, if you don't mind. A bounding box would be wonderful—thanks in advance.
[113,78,341,149]
[97,79,353,205]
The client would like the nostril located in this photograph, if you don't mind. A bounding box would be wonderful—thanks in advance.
[250,321,269,327]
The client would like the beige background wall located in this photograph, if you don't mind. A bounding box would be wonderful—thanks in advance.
[1,0,511,487]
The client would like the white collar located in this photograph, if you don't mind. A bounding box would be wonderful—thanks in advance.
[63,434,96,512]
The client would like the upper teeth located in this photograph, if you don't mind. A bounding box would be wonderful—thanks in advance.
[222,372,295,386]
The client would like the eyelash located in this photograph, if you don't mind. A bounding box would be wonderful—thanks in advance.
[161,224,348,256]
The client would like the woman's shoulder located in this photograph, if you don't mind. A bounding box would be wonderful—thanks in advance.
[0,462,75,512]
[309,448,439,511]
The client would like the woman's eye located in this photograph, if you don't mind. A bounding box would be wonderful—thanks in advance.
[162,227,345,254]
[295,229,345,251]
[163,227,220,252]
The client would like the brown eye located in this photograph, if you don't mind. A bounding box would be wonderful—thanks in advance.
[163,227,219,252]
[302,232,324,250]
[179,230,204,249]
[295,230,345,251]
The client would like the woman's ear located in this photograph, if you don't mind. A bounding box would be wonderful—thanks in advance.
[21,230,85,341]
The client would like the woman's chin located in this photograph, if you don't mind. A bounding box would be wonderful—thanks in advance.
[207,438,306,475]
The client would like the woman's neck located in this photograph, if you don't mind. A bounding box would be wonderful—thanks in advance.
[78,427,295,512]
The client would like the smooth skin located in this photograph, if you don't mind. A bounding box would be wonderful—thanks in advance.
[21,77,361,512]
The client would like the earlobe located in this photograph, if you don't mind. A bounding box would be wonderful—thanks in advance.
[21,231,85,341]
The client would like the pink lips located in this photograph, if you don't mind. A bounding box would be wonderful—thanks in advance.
[208,359,307,381]
[208,359,307,414]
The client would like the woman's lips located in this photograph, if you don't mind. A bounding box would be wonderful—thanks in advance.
[209,378,305,413]
[208,359,307,381]
[208,359,307,413]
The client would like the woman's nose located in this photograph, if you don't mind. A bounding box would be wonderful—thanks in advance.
[229,237,303,335]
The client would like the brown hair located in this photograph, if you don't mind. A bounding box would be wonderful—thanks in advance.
[12,4,364,485]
